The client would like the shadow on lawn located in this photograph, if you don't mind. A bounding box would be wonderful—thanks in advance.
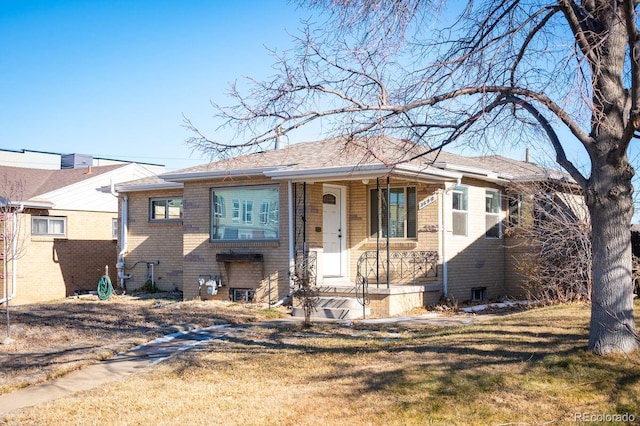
[172,310,640,418]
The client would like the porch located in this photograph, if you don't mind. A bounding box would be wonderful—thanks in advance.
[292,249,442,319]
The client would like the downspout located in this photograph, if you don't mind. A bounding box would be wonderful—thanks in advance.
[111,182,129,289]
[442,177,461,300]
[440,188,448,299]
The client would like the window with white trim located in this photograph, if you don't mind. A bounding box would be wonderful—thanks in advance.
[485,189,502,239]
[211,185,279,241]
[232,200,240,222]
[112,218,118,240]
[213,195,225,218]
[369,186,417,238]
[32,216,66,237]
[150,198,183,221]
[242,200,253,224]
[452,186,468,236]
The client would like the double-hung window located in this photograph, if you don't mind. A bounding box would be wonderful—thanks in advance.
[370,186,416,238]
[150,198,183,221]
[211,185,279,241]
[485,189,502,239]
[32,216,66,237]
[452,186,468,236]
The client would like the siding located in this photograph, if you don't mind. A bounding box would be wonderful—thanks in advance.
[444,178,507,303]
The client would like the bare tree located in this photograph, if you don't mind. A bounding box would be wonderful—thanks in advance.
[187,1,640,354]
[0,174,25,343]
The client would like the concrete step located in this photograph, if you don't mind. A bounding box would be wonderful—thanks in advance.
[292,296,369,320]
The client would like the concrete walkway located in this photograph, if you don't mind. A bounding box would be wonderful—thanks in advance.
[0,312,493,418]
[0,324,236,418]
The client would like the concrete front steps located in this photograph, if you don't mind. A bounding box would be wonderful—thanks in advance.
[292,296,370,320]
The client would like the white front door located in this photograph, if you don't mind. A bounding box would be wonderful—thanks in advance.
[322,185,344,277]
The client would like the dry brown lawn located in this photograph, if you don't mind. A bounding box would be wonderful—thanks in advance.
[1,296,640,425]
[0,293,282,395]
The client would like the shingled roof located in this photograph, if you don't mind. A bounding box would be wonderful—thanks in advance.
[117,136,570,191]
[0,164,124,202]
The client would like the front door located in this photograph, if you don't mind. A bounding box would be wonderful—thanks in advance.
[322,185,345,277]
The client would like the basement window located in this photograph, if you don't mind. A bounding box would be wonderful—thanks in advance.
[230,288,255,302]
[471,287,486,302]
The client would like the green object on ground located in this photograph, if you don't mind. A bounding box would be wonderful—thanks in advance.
[97,275,113,300]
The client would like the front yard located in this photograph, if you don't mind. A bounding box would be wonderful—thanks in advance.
[1,296,639,425]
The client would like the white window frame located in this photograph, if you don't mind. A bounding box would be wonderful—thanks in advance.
[260,202,269,225]
[214,195,225,218]
[112,218,118,240]
[451,186,468,237]
[485,189,502,239]
[231,199,240,222]
[31,216,67,237]
[242,200,253,224]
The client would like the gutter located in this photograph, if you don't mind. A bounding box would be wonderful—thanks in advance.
[160,166,281,182]
[433,162,512,183]
[264,163,463,183]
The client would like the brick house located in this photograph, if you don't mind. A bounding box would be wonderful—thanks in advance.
[0,162,160,305]
[113,136,574,318]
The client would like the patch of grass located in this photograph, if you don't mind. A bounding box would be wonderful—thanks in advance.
[6,302,640,425]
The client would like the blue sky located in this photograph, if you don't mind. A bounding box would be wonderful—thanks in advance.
[0,0,636,195]
[1,0,319,171]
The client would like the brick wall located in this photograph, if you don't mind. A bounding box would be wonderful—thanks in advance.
[121,189,184,292]
[181,178,291,302]
[347,179,443,287]
[13,208,117,304]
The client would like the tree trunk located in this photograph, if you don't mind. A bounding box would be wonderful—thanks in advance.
[587,158,638,355]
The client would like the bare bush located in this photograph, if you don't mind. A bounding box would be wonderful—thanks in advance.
[508,182,591,303]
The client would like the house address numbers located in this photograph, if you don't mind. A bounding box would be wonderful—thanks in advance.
[418,193,437,210]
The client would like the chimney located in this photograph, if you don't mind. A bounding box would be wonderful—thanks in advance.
[525,147,530,163]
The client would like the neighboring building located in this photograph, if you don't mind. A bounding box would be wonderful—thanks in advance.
[113,136,574,318]
[0,148,165,173]
[0,161,162,305]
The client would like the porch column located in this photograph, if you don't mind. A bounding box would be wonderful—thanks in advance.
[386,176,390,288]
[288,181,294,288]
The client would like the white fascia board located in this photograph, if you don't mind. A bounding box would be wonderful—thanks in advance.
[21,200,55,209]
[432,162,511,182]
[160,166,281,182]
[393,164,463,181]
[114,182,184,193]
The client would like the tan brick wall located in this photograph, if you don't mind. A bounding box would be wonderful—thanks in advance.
[121,189,184,292]
[347,179,443,286]
[181,178,291,302]
[13,208,118,305]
